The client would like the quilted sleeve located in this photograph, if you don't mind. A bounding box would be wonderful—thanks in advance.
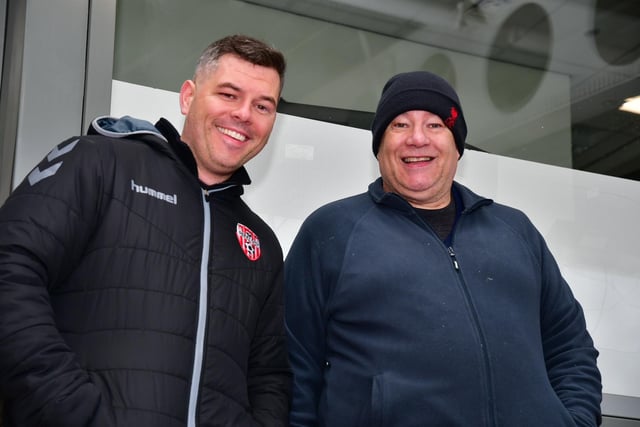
[247,260,292,427]
[0,137,114,426]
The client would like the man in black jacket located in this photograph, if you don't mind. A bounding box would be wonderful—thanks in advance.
[0,34,290,426]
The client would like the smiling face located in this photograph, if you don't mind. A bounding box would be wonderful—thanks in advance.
[179,53,281,185]
[377,110,459,209]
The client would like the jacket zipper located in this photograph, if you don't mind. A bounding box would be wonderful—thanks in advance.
[447,244,496,426]
[447,246,459,270]
[187,189,212,427]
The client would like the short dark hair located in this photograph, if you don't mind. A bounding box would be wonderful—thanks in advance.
[195,34,286,93]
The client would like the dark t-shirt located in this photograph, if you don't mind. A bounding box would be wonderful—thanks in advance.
[414,196,457,242]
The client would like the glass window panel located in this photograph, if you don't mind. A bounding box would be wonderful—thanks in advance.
[114,0,640,180]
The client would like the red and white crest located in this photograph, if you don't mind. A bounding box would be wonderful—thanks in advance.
[236,223,261,261]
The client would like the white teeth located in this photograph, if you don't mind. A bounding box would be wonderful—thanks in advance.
[217,127,247,142]
[403,157,433,163]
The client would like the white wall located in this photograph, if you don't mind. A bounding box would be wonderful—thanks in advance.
[111,79,640,400]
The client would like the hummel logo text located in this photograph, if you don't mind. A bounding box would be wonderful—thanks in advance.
[131,179,178,205]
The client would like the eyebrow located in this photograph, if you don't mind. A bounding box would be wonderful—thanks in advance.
[218,82,277,107]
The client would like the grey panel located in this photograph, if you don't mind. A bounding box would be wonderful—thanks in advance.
[83,0,117,132]
[0,0,26,204]
[604,393,640,421]
[11,0,89,187]
[0,0,5,84]
[603,416,640,426]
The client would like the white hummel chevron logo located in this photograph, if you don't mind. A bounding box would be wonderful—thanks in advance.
[27,138,80,186]
[28,163,62,186]
[47,139,78,162]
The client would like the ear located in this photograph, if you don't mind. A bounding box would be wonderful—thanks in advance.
[179,80,195,115]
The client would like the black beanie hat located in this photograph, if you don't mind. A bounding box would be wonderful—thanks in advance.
[371,71,467,158]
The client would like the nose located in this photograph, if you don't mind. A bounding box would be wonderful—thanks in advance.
[407,125,429,146]
[232,101,252,122]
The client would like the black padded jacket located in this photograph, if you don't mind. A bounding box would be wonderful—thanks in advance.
[0,116,291,426]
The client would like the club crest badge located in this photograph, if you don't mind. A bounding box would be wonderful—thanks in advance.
[236,223,261,261]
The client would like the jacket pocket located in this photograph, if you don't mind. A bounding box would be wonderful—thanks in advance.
[370,372,463,427]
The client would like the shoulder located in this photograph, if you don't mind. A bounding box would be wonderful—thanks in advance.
[455,181,533,227]
[468,194,547,255]
[303,192,371,229]
[8,136,113,198]
[30,132,166,174]
[455,181,544,243]
[289,192,372,255]
[484,201,538,237]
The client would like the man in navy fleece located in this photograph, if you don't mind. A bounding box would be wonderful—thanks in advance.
[284,71,602,427]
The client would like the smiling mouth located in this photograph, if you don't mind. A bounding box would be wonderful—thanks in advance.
[217,126,247,142]
[403,156,434,163]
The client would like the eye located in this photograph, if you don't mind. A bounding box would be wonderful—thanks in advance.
[391,121,409,128]
[219,91,237,100]
[255,103,274,115]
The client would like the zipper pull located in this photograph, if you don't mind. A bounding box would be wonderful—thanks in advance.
[448,247,459,271]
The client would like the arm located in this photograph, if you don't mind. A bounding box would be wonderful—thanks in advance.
[0,137,111,426]
[284,222,331,427]
[248,262,292,427]
[539,239,602,427]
